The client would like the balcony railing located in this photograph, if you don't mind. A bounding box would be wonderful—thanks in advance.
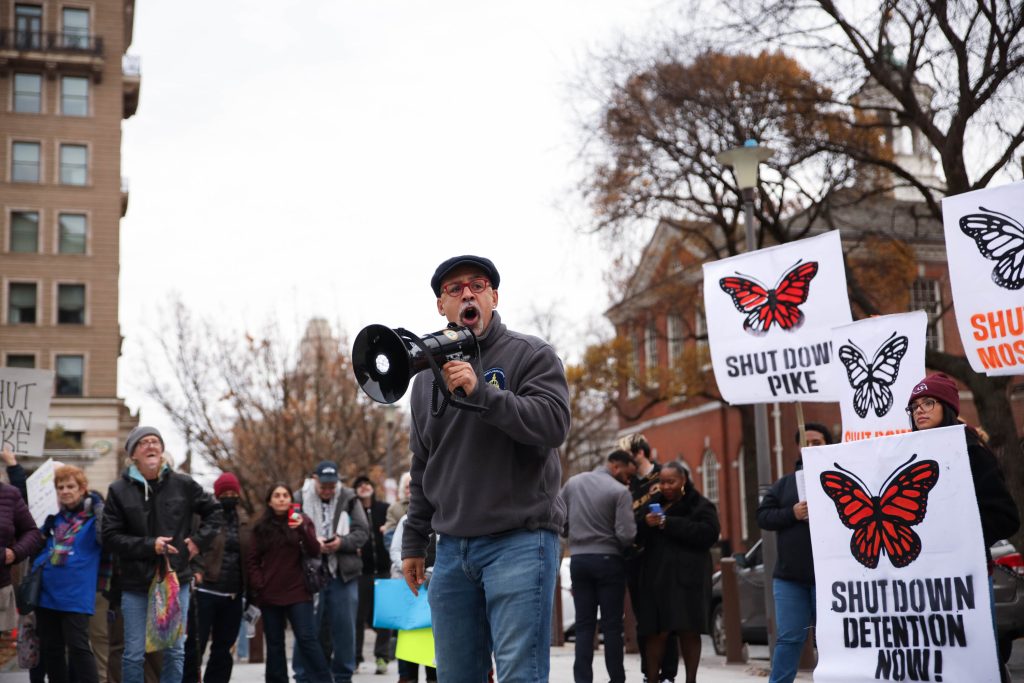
[0,29,103,56]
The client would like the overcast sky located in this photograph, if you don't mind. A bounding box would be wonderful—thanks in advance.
[118,1,673,461]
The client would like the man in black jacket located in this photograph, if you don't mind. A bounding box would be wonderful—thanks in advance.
[103,426,223,683]
[755,423,832,683]
[353,475,392,675]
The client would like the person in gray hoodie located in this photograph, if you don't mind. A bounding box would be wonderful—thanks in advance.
[401,255,571,683]
[291,461,369,683]
[561,449,637,683]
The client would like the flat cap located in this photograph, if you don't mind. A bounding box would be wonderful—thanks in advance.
[431,255,500,297]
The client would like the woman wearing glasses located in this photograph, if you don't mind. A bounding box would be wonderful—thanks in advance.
[906,373,1018,678]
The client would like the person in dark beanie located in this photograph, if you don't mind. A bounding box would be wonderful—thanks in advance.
[907,373,1019,677]
[103,426,223,683]
[402,255,570,683]
[183,473,250,683]
[756,422,832,683]
[353,475,392,674]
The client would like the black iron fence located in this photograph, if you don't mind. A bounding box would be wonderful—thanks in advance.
[0,29,103,56]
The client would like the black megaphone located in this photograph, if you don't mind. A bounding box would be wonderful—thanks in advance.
[352,323,478,405]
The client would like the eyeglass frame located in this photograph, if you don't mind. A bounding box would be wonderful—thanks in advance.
[905,398,938,416]
[441,277,491,298]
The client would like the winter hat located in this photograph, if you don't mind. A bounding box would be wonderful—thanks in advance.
[430,255,500,297]
[908,373,960,415]
[125,426,164,456]
[214,472,241,498]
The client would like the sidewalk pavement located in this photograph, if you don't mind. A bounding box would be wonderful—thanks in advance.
[227,637,812,683]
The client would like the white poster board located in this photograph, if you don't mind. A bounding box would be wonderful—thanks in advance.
[941,181,1024,376]
[0,367,55,457]
[832,312,927,442]
[702,231,852,404]
[27,458,58,527]
[803,426,999,683]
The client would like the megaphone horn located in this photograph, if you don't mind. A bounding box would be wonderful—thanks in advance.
[352,323,478,405]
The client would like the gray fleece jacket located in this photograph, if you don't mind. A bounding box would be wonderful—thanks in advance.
[561,465,636,555]
[402,312,570,559]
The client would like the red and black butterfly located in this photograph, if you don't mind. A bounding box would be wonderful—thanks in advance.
[959,206,1024,290]
[718,260,818,336]
[820,455,939,569]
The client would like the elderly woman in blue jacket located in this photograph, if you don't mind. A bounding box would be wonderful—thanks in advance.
[35,464,104,683]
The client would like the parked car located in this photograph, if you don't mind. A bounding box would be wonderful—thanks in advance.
[708,538,1024,662]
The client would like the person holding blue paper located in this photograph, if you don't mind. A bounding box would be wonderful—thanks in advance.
[401,255,571,683]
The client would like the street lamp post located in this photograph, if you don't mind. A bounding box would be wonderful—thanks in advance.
[715,139,779,652]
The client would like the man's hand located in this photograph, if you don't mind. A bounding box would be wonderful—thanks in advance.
[793,501,809,521]
[320,537,342,554]
[185,538,199,559]
[3,549,14,565]
[0,446,16,467]
[442,360,477,396]
[154,536,179,556]
[403,557,426,596]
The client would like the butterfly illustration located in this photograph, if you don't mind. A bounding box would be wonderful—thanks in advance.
[718,260,818,335]
[820,455,939,569]
[959,206,1024,290]
[838,331,909,419]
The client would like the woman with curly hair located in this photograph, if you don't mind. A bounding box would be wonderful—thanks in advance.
[245,483,330,683]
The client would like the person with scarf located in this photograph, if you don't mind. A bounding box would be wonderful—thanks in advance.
[103,426,223,683]
[635,461,720,683]
[35,464,104,683]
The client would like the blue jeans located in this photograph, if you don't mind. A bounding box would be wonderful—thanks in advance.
[430,529,559,683]
[122,584,191,683]
[570,554,627,683]
[264,601,330,683]
[769,579,815,683]
[293,575,359,683]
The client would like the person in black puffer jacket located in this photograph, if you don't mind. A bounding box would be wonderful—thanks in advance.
[756,422,833,683]
[353,475,392,674]
[102,426,223,683]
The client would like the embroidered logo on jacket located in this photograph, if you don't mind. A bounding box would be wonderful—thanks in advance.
[484,368,506,390]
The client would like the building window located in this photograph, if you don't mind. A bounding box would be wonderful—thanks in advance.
[7,282,37,323]
[695,307,710,365]
[12,142,40,183]
[13,73,41,113]
[628,330,641,397]
[702,449,719,504]
[60,144,87,185]
[62,8,90,49]
[55,355,84,396]
[910,278,944,351]
[667,313,684,368]
[14,4,42,49]
[645,320,659,380]
[10,211,39,253]
[57,284,85,324]
[61,76,88,116]
[58,213,87,253]
[5,354,35,368]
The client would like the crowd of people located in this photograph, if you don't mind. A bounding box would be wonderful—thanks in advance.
[2,255,1019,683]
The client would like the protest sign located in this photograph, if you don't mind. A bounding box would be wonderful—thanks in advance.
[395,628,435,667]
[833,312,927,442]
[0,367,54,457]
[27,458,58,527]
[803,426,999,683]
[702,231,852,404]
[941,181,1024,376]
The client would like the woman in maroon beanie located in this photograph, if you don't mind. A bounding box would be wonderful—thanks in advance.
[907,372,1019,676]
[245,483,330,683]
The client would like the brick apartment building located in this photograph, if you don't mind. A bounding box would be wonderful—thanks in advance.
[606,91,1024,553]
[0,0,139,489]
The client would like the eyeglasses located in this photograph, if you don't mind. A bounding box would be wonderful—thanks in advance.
[442,277,490,298]
[138,437,162,448]
[905,398,938,416]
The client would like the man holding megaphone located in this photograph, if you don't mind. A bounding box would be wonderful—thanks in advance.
[400,255,570,683]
